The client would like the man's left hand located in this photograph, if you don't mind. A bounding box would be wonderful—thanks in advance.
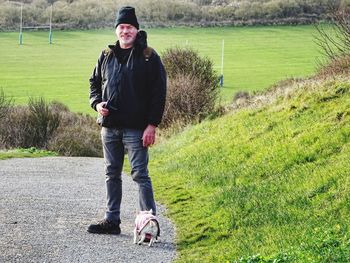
[142,125,156,147]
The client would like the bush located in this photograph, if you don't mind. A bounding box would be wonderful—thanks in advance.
[0,96,102,157]
[47,103,102,157]
[0,97,60,149]
[161,47,219,128]
[317,54,350,77]
[315,2,350,60]
[28,97,60,148]
[48,124,101,157]
[163,74,205,126]
[0,88,12,123]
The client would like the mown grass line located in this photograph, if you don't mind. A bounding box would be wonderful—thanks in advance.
[150,78,350,262]
[0,25,322,113]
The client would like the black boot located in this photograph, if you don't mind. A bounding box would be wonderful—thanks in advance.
[87,219,121,234]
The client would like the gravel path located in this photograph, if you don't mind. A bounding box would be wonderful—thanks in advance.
[0,157,176,263]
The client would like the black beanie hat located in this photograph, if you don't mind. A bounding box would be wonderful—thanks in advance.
[115,6,139,29]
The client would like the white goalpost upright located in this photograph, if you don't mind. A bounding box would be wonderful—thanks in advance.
[220,39,225,87]
[17,2,53,45]
[19,2,23,45]
[49,4,53,44]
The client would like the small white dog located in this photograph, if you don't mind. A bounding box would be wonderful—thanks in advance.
[133,209,160,247]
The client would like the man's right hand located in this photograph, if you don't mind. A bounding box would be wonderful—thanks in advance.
[96,102,110,117]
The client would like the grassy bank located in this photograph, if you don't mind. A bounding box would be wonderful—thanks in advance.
[0,148,57,160]
[150,74,350,262]
[0,25,321,112]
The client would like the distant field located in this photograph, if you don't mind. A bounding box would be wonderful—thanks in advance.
[0,25,322,113]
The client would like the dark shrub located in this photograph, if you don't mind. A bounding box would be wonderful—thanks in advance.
[0,97,60,149]
[162,74,202,126]
[0,88,12,123]
[49,100,70,113]
[47,106,102,157]
[28,97,60,148]
[48,123,102,157]
[0,106,33,148]
[161,47,219,128]
[0,96,102,157]
[162,47,218,82]
[317,54,350,77]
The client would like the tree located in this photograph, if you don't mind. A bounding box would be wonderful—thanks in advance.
[315,1,350,59]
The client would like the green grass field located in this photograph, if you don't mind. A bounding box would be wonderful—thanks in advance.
[0,25,322,113]
[150,76,350,262]
[1,25,349,262]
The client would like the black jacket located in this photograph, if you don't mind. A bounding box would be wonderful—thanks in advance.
[89,40,166,130]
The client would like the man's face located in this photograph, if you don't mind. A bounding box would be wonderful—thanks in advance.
[116,24,138,48]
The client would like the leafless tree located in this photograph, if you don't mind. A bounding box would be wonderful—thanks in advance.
[315,1,350,60]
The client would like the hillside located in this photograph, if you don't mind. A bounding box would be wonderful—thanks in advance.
[150,70,350,262]
[0,0,335,30]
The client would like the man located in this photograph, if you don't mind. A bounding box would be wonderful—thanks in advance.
[88,6,166,235]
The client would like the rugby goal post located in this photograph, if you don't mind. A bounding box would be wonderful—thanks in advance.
[219,39,224,87]
[16,2,53,45]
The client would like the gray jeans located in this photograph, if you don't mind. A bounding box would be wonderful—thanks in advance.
[101,127,156,223]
